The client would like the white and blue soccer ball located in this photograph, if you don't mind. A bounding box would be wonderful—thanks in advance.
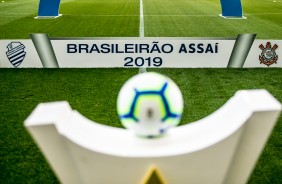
[117,72,184,138]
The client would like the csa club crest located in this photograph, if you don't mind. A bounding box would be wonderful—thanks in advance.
[259,42,278,67]
[6,42,26,67]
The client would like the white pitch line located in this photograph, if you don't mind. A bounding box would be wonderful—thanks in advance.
[139,0,144,37]
[63,14,139,17]
[50,12,282,17]
[0,12,33,15]
[139,0,146,73]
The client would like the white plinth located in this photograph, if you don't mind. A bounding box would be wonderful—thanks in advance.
[24,89,281,184]
[219,14,247,19]
[34,14,62,19]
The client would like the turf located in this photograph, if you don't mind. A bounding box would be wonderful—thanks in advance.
[143,0,282,38]
[0,0,140,38]
[0,0,282,183]
[0,0,282,38]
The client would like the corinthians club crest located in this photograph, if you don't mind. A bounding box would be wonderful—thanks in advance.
[259,42,278,67]
[6,42,26,67]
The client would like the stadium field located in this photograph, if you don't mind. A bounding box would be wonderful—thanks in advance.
[0,0,282,183]
[0,0,282,38]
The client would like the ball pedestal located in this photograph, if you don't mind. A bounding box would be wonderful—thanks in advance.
[25,90,281,184]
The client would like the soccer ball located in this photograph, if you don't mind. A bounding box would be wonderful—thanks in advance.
[117,72,183,138]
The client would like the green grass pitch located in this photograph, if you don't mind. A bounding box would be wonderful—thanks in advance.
[0,0,282,183]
